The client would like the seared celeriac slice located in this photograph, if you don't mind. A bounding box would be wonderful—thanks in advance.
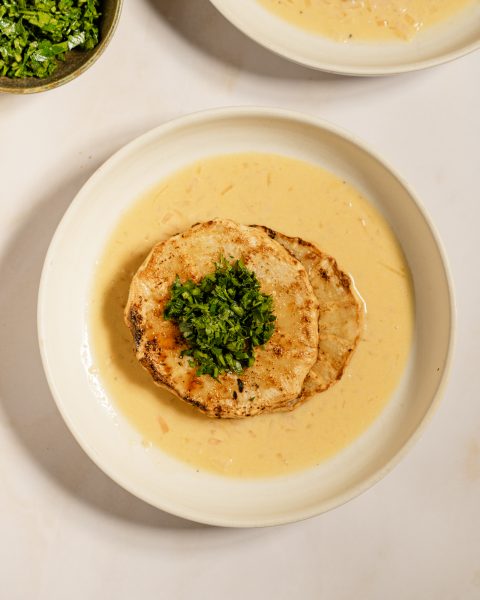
[125,219,319,418]
[255,227,362,404]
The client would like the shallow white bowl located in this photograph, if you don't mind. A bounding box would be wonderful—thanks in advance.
[38,108,454,527]
[209,0,480,75]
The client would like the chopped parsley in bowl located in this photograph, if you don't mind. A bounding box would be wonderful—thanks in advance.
[164,257,276,379]
[0,0,122,93]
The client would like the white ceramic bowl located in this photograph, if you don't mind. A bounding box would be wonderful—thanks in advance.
[38,108,454,527]
[209,0,480,75]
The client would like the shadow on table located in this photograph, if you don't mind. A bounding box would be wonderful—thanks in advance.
[0,163,206,532]
[146,0,431,101]
[148,0,345,81]
[0,92,35,113]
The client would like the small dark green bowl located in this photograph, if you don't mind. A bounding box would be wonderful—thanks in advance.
[0,0,122,94]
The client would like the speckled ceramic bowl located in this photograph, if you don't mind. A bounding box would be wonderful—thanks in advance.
[0,0,122,94]
[38,108,454,527]
[209,0,480,75]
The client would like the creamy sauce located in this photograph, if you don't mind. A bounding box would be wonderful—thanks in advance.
[89,153,414,478]
[258,0,475,41]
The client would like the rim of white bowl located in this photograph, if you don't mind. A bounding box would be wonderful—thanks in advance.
[38,107,456,527]
[208,0,480,75]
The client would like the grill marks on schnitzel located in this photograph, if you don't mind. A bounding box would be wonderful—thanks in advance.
[254,226,362,406]
[125,220,319,418]
[125,219,362,418]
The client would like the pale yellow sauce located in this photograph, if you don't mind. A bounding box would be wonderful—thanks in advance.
[258,0,475,41]
[89,153,414,478]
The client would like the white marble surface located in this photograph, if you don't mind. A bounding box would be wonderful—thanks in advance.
[1,1,480,598]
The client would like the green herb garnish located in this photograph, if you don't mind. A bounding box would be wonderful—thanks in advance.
[164,257,276,378]
[0,0,101,79]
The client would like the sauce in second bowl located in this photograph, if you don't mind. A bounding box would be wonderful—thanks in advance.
[257,0,475,41]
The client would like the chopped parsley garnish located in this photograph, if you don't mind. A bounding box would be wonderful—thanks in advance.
[164,257,276,378]
[0,0,101,79]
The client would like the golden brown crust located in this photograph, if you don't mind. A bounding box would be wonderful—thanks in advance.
[254,226,362,406]
[125,219,319,418]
